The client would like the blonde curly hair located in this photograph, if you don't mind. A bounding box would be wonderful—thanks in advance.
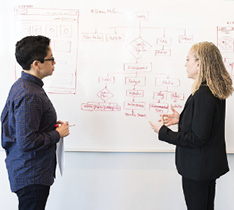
[191,41,233,99]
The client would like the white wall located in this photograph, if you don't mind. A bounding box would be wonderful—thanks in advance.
[1,150,234,210]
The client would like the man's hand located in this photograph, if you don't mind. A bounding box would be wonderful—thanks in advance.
[55,121,70,138]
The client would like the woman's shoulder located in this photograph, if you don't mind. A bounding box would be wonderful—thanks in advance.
[195,85,212,95]
[194,85,220,102]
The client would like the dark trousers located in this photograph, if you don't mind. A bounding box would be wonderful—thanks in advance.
[15,184,50,210]
[182,177,216,210]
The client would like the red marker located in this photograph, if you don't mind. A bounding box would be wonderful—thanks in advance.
[54,124,75,128]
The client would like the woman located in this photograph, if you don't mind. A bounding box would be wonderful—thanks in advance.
[149,41,233,210]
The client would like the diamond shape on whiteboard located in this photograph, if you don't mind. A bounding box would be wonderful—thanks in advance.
[97,87,114,101]
[127,37,151,59]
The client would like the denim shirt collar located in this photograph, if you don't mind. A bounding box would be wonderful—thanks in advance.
[21,71,44,87]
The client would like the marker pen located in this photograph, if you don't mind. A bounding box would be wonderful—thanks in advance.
[54,124,75,128]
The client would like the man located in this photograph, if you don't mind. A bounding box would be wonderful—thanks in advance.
[1,35,70,210]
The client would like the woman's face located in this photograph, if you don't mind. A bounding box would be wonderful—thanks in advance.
[185,49,199,79]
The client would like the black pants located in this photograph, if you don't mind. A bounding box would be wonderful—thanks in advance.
[182,177,216,210]
[15,184,50,210]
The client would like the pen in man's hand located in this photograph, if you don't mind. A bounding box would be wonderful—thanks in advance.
[54,124,75,128]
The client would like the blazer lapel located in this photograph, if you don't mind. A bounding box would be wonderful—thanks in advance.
[180,94,192,118]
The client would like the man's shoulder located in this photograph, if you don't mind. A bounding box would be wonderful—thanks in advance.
[9,78,27,97]
[9,78,39,101]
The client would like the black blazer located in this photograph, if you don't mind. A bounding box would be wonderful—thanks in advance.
[159,85,229,180]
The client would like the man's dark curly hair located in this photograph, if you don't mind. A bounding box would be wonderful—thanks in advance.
[15,35,50,70]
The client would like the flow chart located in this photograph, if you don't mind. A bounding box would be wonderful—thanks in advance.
[81,11,192,117]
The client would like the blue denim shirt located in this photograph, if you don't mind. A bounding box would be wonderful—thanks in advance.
[1,71,60,192]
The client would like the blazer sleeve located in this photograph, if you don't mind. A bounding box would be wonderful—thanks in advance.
[158,88,217,147]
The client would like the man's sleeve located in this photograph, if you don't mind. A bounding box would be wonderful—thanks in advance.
[15,94,60,152]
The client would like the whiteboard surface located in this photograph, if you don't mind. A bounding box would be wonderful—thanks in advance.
[1,0,234,152]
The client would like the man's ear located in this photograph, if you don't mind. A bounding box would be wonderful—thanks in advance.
[31,60,40,70]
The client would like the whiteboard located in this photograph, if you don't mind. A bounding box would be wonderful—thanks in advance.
[1,0,234,152]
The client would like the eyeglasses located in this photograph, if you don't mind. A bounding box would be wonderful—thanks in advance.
[43,57,55,63]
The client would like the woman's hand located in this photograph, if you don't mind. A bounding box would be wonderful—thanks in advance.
[159,105,180,126]
[149,120,164,133]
